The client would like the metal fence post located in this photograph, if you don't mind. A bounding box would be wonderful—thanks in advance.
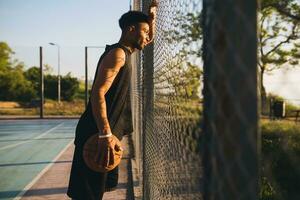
[202,0,259,199]
[39,46,44,119]
[142,2,154,198]
[85,46,88,108]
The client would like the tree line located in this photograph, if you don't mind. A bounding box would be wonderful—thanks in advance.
[0,42,80,103]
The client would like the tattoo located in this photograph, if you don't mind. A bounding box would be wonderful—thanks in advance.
[102,68,119,73]
[103,79,113,83]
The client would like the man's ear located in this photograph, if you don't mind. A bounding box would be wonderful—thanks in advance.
[128,25,136,32]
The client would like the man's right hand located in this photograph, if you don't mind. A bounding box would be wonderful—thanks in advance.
[94,135,122,168]
[149,0,158,21]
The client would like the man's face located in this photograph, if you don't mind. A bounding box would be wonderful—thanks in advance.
[132,22,150,50]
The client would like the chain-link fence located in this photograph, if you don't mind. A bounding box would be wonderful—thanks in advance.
[202,1,258,199]
[131,1,300,200]
[132,0,204,199]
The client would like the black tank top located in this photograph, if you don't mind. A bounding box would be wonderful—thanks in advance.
[74,43,133,146]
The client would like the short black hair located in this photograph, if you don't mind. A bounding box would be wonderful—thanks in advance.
[119,11,149,30]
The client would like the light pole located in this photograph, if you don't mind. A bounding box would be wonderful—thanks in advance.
[49,42,61,103]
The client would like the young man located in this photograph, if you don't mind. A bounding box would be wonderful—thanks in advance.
[67,3,157,200]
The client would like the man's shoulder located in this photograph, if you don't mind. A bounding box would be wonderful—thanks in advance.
[105,47,126,60]
[100,46,126,68]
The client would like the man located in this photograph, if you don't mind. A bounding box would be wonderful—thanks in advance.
[67,2,157,200]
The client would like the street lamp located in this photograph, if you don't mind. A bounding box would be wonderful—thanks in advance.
[49,42,61,103]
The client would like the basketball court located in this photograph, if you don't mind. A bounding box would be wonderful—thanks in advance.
[0,119,133,200]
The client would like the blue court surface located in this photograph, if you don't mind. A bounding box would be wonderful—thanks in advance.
[0,119,78,200]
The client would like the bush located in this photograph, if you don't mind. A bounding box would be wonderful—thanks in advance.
[43,73,79,101]
[0,64,36,102]
[61,73,79,101]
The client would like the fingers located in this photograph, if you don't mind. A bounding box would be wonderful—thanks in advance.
[92,136,123,169]
[96,145,106,165]
[103,146,110,167]
[109,146,115,166]
[148,5,157,21]
[102,138,112,167]
[93,139,101,162]
[149,0,158,15]
[93,138,107,166]
[115,143,121,151]
[150,0,158,7]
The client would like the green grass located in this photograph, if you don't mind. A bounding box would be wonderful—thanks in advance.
[0,99,85,116]
[260,120,300,200]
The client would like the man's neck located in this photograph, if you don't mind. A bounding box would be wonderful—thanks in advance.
[118,39,135,54]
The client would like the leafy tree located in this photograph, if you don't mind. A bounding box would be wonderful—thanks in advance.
[25,66,80,101]
[0,42,36,102]
[0,42,14,71]
[259,0,300,110]
[24,66,40,94]
[61,73,80,101]
[44,74,57,100]
[0,64,36,102]
[43,73,79,101]
[161,11,203,99]
[1,42,80,102]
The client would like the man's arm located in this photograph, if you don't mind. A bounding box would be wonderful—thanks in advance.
[90,48,126,136]
[147,0,158,44]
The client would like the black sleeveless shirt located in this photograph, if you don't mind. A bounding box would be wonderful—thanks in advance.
[74,43,133,146]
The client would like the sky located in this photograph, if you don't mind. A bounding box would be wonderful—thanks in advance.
[0,0,299,105]
[0,0,130,80]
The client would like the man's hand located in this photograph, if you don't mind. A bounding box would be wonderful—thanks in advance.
[94,135,123,168]
[146,0,158,45]
[149,0,158,21]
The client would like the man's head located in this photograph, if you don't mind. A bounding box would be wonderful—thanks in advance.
[119,11,150,50]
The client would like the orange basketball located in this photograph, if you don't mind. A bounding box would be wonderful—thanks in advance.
[83,134,123,172]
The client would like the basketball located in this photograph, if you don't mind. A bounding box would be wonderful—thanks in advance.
[83,134,123,172]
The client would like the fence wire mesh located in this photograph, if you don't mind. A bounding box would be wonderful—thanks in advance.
[132,0,204,199]
[131,0,300,200]
[202,1,258,199]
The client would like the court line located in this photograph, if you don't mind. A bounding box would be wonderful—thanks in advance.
[0,122,65,151]
[13,139,74,200]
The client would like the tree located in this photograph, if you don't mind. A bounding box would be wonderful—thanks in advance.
[259,0,300,110]
[0,42,36,102]
[0,42,14,71]
[43,72,79,101]
[1,42,80,102]
[61,73,80,101]
[24,66,40,94]
[160,11,203,99]
[25,65,80,101]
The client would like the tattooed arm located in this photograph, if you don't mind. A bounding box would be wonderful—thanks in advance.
[90,48,126,136]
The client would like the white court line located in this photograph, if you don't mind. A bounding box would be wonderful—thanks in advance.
[0,123,65,151]
[13,139,74,200]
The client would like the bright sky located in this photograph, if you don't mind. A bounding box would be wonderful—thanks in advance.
[0,0,299,104]
[0,0,130,80]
